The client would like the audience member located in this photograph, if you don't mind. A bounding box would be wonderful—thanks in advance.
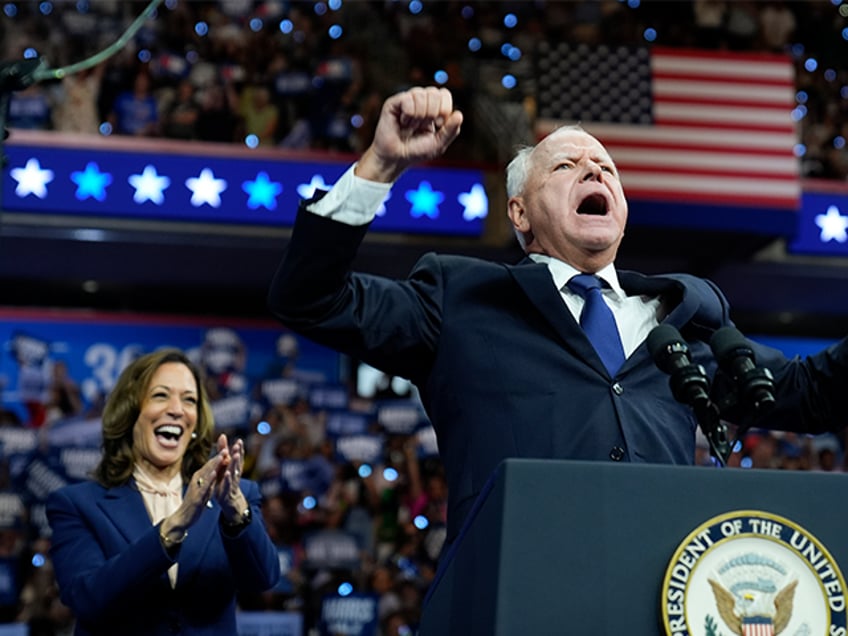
[51,65,104,135]
[160,78,201,140]
[107,70,159,137]
[238,84,279,147]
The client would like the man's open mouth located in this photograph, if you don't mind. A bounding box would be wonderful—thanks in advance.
[577,193,608,216]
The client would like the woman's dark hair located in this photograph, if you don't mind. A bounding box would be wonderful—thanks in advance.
[93,348,215,487]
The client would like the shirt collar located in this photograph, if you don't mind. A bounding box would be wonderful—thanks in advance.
[528,253,625,300]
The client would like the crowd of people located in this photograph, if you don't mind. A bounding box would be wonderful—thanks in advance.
[1,0,847,178]
[0,327,452,635]
[0,324,845,635]
[1,1,848,634]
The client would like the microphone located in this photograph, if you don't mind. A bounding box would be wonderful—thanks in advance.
[647,324,731,466]
[647,324,711,408]
[709,327,776,415]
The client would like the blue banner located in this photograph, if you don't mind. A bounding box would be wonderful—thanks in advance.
[0,309,342,429]
[788,189,848,256]
[3,132,487,237]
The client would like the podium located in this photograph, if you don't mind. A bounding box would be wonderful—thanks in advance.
[418,459,848,635]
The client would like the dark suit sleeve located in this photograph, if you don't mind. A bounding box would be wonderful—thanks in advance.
[220,479,281,593]
[268,206,442,381]
[677,273,848,436]
[749,337,848,435]
[46,487,175,625]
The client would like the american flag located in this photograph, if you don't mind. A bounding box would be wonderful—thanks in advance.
[534,44,799,209]
[742,616,775,636]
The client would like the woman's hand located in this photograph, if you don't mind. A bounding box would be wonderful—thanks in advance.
[160,452,225,545]
[212,434,249,525]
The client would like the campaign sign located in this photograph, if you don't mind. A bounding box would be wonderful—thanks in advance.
[279,460,311,494]
[210,394,253,432]
[303,529,361,570]
[237,611,303,636]
[0,427,38,479]
[309,384,350,412]
[334,435,384,465]
[16,452,70,506]
[377,400,426,436]
[261,378,303,408]
[318,593,379,636]
[279,458,333,496]
[0,494,25,530]
[272,547,296,596]
[326,412,372,438]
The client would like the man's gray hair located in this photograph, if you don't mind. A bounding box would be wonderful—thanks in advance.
[506,124,586,251]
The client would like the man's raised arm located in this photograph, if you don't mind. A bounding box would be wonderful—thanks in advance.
[355,86,463,183]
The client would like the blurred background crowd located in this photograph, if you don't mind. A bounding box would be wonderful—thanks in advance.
[0,0,847,635]
[0,322,844,636]
[2,0,848,178]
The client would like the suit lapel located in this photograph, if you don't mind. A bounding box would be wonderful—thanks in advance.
[618,270,697,330]
[99,482,222,590]
[508,260,609,376]
[99,483,153,543]
[510,264,702,376]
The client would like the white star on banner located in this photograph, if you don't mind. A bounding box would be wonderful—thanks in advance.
[10,158,54,199]
[297,174,330,200]
[129,165,171,205]
[185,168,227,207]
[815,205,848,243]
[458,183,489,221]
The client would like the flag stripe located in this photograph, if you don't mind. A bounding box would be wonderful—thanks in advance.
[652,48,795,82]
[654,79,795,103]
[537,121,796,155]
[610,148,798,177]
[654,103,794,129]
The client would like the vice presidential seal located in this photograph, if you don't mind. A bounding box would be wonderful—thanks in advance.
[661,510,847,636]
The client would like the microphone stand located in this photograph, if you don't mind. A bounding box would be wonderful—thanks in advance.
[693,400,732,468]
[667,365,732,467]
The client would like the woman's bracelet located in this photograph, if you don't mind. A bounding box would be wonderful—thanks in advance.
[160,526,188,550]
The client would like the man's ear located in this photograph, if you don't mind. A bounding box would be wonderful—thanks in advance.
[507,197,529,233]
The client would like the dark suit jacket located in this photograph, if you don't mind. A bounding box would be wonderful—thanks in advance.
[269,209,848,541]
[46,477,280,636]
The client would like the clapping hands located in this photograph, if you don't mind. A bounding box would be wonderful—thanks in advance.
[161,434,249,545]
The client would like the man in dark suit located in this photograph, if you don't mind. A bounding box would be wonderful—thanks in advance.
[268,86,848,544]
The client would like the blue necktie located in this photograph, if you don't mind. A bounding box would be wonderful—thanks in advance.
[567,274,626,376]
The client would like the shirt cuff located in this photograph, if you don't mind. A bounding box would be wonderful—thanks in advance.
[307,163,392,226]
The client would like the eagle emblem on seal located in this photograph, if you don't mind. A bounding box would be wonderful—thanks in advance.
[708,577,798,635]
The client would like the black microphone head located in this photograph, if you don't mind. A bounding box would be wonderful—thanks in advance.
[647,324,688,372]
[710,326,754,365]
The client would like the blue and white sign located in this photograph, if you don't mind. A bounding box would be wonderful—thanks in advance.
[3,133,487,237]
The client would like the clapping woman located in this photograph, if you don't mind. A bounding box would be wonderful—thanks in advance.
[47,348,280,635]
